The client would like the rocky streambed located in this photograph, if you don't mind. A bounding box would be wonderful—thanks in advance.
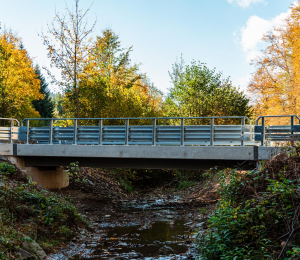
[47,191,214,260]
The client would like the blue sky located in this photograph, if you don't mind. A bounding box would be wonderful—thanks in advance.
[0,0,295,95]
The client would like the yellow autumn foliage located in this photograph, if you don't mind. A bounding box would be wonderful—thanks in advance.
[0,31,42,121]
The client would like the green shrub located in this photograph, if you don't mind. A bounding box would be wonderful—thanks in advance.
[198,153,300,259]
[177,180,195,189]
[0,162,15,175]
[0,162,88,258]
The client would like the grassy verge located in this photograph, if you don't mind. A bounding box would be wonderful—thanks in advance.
[0,161,88,259]
[197,151,300,259]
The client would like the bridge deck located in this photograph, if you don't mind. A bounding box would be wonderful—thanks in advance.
[0,143,281,169]
[0,115,296,169]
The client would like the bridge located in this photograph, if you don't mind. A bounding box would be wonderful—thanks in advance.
[0,115,298,189]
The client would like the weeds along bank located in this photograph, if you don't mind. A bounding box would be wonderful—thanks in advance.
[0,161,88,259]
[198,150,300,259]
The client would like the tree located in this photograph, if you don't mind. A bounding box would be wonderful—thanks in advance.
[165,58,252,124]
[248,1,300,123]
[32,66,55,118]
[41,0,96,118]
[0,30,42,121]
[62,29,163,121]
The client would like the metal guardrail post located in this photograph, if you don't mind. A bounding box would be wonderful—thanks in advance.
[99,119,102,145]
[152,119,156,146]
[125,119,129,145]
[10,120,14,144]
[241,118,245,146]
[261,117,265,146]
[49,119,53,145]
[181,118,184,146]
[26,120,29,144]
[291,116,294,145]
[210,118,214,146]
[73,119,77,145]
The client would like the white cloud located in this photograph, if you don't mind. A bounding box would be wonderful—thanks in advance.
[228,0,265,8]
[233,3,297,91]
[235,75,251,91]
[238,8,292,62]
[241,16,271,52]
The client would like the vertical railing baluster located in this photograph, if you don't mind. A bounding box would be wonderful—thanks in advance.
[210,118,214,146]
[180,118,184,146]
[261,117,265,146]
[125,119,129,145]
[152,119,156,146]
[99,119,102,145]
[241,118,245,146]
[73,119,77,145]
[10,120,14,144]
[49,119,53,145]
[26,120,29,144]
[291,116,294,146]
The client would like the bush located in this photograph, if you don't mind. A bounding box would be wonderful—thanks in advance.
[0,162,88,258]
[198,152,300,259]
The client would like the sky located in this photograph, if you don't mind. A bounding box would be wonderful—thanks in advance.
[0,0,296,96]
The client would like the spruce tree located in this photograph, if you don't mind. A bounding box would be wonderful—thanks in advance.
[32,66,55,118]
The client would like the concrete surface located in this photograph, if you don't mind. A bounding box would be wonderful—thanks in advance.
[25,166,69,189]
[14,144,281,161]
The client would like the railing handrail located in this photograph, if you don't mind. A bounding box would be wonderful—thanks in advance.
[0,118,20,126]
[21,116,252,126]
[255,115,300,125]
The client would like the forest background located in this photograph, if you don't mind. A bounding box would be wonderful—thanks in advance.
[0,0,299,124]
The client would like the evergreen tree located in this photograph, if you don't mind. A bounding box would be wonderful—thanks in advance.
[32,66,55,118]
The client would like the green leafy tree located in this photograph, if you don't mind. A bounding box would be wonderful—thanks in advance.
[32,66,55,118]
[165,58,252,124]
[62,29,163,122]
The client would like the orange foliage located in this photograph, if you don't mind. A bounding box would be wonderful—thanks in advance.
[248,1,300,124]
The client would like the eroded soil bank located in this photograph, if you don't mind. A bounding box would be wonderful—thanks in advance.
[47,168,218,260]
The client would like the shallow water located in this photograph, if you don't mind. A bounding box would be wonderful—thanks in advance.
[79,220,189,259]
[48,198,200,259]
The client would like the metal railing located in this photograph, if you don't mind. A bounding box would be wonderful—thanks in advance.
[19,116,252,146]
[0,118,20,143]
[0,115,297,146]
[0,118,20,126]
[255,115,300,146]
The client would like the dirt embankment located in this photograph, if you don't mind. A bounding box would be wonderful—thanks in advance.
[2,157,220,259]
[47,168,220,259]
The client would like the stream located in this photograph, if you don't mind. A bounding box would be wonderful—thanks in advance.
[47,195,206,259]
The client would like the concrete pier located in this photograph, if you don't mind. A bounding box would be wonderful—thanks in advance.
[7,156,69,189]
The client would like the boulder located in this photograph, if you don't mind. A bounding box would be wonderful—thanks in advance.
[18,248,34,259]
[21,234,47,259]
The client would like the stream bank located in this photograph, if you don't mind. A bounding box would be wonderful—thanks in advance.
[47,168,219,259]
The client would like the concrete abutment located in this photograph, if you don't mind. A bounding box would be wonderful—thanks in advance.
[6,156,69,189]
